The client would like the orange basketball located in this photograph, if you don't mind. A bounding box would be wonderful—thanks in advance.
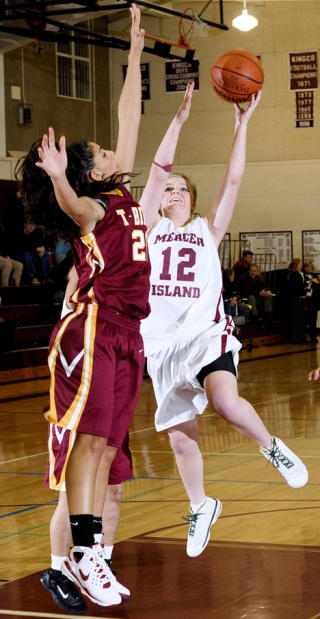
[211,49,264,104]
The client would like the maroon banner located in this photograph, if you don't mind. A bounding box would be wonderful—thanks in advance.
[289,51,318,91]
[295,91,314,128]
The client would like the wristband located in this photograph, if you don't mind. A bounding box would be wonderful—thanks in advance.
[153,160,173,173]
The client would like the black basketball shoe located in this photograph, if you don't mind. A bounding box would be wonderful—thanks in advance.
[40,567,87,614]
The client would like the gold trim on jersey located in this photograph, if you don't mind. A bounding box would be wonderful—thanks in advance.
[100,189,123,197]
[81,232,105,278]
[48,424,75,491]
[80,232,105,305]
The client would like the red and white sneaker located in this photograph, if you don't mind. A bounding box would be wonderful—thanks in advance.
[61,545,122,607]
[99,544,130,599]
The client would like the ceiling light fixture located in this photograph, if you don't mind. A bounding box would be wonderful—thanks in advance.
[232,0,258,32]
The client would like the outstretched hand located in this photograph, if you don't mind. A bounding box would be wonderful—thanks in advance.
[36,127,67,180]
[307,367,320,381]
[176,81,194,126]
[130,3,145,55]
[234,89,262,128]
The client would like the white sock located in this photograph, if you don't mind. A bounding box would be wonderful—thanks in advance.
[190,497,207,513]
[94,532,103,544]
[262,437,275,451]
[51,554,67,571]
[102,545,113,560]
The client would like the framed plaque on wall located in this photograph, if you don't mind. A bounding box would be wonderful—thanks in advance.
[302,230,320,271]
[239,231,292,269]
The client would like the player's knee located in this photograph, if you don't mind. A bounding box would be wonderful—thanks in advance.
[107,483,123,506]
[168,430,193,456]
[212,395,239,420]
[75,433,106,457]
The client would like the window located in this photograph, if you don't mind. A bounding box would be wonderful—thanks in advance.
[56,22,91,100]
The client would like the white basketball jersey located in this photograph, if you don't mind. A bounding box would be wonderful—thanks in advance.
[141,217,226,356]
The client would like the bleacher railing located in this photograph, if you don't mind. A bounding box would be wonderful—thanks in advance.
[218,239,250,270]
[253,253,277,290]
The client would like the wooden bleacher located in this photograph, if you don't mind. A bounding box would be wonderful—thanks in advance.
[0,284,61,371]
[0,179,16,219]
[0,180,64,372]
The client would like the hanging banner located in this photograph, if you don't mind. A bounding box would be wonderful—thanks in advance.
[295,91,314,128]
[123,63,150,100]
[289,51,318,91]
[140,63,150,100]
[165,60,199,92]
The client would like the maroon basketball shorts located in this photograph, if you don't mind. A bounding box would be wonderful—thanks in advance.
[45,425,133,491]
[46,306,145,447]
[108,431,133,484]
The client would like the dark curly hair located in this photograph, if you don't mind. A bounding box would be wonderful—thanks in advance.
[15,139,136,241]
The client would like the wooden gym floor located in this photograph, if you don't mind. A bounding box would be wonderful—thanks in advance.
[1,341,320,619]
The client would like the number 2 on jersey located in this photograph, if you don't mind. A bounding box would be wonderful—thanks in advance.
[132,229,146,261]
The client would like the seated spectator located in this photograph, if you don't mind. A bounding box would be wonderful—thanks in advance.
[233,250,253,282]
[222,268,250,322]
[287,258,307,344]
[236,263,273,321]
[12,221,52,285]
[302,260,320,343]
[0,222,23,287]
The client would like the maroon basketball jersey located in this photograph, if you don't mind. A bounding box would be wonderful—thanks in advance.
[71,186,150,320]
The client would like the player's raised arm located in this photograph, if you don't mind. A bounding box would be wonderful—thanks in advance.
[139,81,194,230]
[205,90,262,248]
[115,3,145,179]
[36,128,102,230]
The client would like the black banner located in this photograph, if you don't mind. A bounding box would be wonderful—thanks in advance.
[295,91,314,128]
[165,60,199,92]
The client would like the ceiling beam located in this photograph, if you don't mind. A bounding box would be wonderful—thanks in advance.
[1,0,227,29]
[0,0,228,59]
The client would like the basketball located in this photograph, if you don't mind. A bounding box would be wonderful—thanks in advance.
[211,49,264,104]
